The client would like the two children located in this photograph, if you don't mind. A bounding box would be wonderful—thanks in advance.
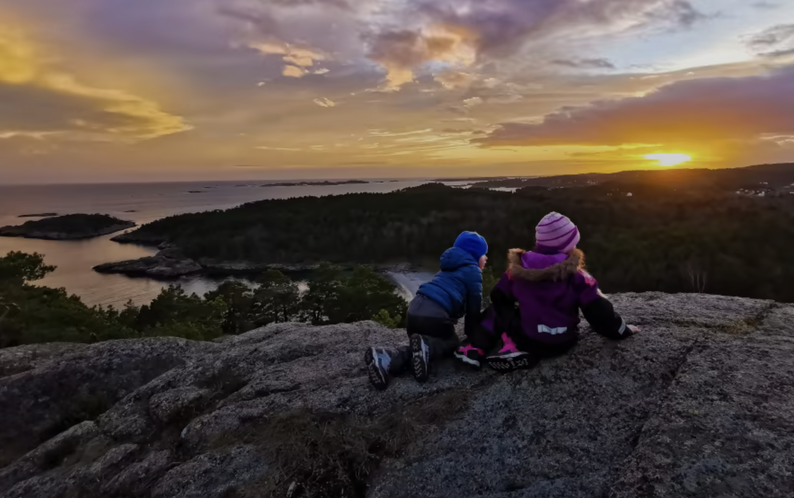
[365,213,636,390]
[457,212,636,373]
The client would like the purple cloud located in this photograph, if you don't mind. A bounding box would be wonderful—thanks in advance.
[551,58,616,69]
[479,66,794,146]
[415,0,707,57]
[263,0,350,8]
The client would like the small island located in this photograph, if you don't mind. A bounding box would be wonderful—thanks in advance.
[0,214,136,240]
[260,180,369,187]
[18,213,58,218]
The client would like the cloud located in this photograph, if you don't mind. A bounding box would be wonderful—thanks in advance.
[0,130,58,140]
[763,48,794,59]
[313,97,335,108]
[442,117,478,124]
[283,65,307,78]
[265,0,350,8]
[747,24,794,50]
[752,2,781,9]
[369,129,432,137]
[249,40,326,68]
[551,58,616,70]
[0,25,189,142]
[1,0,789,181]
[256,146,301,151]
[283,55,314,67]
[0,27,38,83]
[479,66,794,147]
[415,0,707,58]
[463,97,483,108]
[434,70,473,89]
[365,26,477,90]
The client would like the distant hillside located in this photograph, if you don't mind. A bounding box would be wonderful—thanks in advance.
[470,163,794,191]
[110,181,794,302]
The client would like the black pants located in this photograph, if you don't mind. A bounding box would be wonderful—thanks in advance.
[387,314,460,375]
[468,304,577,359]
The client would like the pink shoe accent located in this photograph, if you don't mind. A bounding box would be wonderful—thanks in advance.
[458,344,485,355]
[499,333,520,354]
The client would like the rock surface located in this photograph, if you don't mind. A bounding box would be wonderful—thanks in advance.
[93,249,204,278]
[94,250,408,279]
[1,293,793,498]
[91,248,318,278]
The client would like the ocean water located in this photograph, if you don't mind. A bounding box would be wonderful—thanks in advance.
[0,180,441,307]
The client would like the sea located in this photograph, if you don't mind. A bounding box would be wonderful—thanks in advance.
[0,181,442,308]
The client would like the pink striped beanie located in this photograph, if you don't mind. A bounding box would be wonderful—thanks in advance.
[535,212,580,254]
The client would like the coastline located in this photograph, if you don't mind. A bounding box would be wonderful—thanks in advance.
[93,247,428,280]
[0,180,451,307]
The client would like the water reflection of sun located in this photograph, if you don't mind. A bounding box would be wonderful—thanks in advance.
[645,153,692,167]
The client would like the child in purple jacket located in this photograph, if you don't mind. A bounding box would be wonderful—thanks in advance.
[455,212,638,372]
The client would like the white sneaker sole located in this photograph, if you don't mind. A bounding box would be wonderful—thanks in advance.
[486,351,526,360]
[364,347,376,366]
[454,352,481,368]
[367,354,388,390]
[411,335,429,382]
[486,353,534,372]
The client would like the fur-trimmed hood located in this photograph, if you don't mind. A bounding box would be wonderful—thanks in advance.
[507,248,585,282]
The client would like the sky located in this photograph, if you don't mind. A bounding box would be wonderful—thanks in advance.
[1,0,793,183]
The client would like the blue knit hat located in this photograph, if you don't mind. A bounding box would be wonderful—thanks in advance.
[454,231,488,261]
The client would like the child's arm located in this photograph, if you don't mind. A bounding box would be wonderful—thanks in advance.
[576,270,634,340]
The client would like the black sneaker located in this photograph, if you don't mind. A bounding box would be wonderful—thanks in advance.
[410,334,430,383]
[454,343,485,369]
[365,347,391,391]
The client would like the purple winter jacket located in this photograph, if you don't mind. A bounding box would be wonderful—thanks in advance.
[493,248,608,345]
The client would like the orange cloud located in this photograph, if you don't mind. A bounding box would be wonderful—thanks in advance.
[249,40,326,68]
[0,24,189,142]
[366,25,478,90]
[434,70,473,89]
[282,65,307,78]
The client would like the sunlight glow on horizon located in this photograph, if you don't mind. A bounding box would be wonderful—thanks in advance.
[644,153,693,167]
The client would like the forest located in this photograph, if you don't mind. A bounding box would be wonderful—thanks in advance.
[117,169,794,303]
[0,252,407,348]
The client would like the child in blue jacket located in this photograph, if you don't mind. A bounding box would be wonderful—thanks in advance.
[365,232,487,390]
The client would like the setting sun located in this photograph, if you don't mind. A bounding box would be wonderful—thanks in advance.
[644,154,693,167]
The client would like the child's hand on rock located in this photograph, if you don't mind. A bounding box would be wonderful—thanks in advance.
[628,325,640,334]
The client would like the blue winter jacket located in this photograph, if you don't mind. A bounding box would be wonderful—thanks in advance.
[415,247,483,333]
